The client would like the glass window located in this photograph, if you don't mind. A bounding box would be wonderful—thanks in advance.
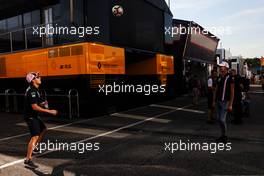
[23,12,32,27]
[12,30,25,51]
[26,28,42,49]
[31,10,41,25]
[52,4,61,23]
[0,33,11,53]
[74,1,84,26]
[7,15,22,31]
[23,10,41,27]
[0,20,7,33]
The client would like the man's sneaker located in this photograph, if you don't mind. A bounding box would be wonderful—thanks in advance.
[24,159,38,169]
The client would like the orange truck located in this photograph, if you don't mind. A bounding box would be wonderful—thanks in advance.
[0,42,174,116]
[0,42,125,81]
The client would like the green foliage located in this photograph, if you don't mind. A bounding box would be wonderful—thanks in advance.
[245,58,261,68]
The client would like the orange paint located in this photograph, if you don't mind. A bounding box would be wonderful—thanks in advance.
[126,54,174,75]
[0,42,125,79]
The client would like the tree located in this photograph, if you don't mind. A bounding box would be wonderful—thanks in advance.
[245,58,260,68]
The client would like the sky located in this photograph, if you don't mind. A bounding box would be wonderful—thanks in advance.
[166,0,264,58]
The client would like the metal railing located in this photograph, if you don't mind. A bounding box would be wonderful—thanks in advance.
[68,89,80,119]
[0,88,80,119]
[0,24,44,53]
[4,89,18,112]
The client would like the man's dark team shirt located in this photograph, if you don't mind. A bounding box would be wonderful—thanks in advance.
[216,74,234,102]
[233,75,243,102]
[24,85,41,119]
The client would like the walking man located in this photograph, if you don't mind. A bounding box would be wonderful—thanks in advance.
[24,72,58,168]
[213,62,234,143]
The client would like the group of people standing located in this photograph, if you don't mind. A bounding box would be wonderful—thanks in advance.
[206,61,250,143]
[188,61,250,143]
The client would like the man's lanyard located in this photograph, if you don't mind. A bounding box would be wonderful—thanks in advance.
[222,75,230,101]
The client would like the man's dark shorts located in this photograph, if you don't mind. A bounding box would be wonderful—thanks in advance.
[207,91,214,109]
[25,117,46,137]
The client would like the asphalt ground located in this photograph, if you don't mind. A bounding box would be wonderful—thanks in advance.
[0,87,263,176]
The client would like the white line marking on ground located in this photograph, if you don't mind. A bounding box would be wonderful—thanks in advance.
[15,123,130,139]
[150,104,206,114]
[249,91,264,94]
[0,159,25,170]
[0,105,149,142]
[0,104,192,170]
[111,113,171,123]
[0,117,105,142]
[0,133,30,142]
[250,85,261,88]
